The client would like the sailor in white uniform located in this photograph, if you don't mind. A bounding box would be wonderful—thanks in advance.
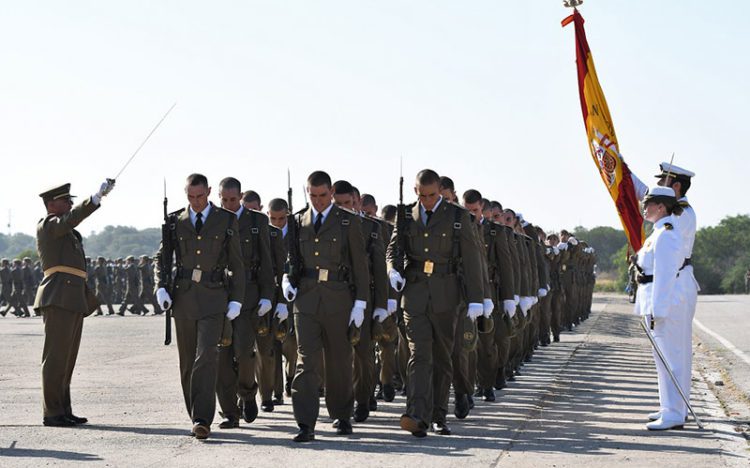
[633,186,688,430]
[631,162,698,424]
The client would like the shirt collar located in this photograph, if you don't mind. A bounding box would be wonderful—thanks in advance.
[420,196,443,214]
[653,215,674,230]
[311,202,334,222]
[234,205,244,219]
[282,223,288,237]
[189,203,212,220]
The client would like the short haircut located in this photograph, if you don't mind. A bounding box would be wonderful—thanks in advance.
[219,177,241,192]
[332,180,354,195]
[381,204,397,222]
[481,198,491,210]
[504,208,516,217]
[547,233,560,242]
[242,190,261,205]
[462,189,482,205]
[439,176,455,191]
[186,173,209,188]
[308,171,332,188]
[416,169,440,186]
[351,186,360,198]
[491,200,503,211]
[268,198,288,212]
[361,194,376,207]
[560,229,571,237]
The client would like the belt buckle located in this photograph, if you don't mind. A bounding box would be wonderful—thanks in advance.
[191,269,203,283]
[318,269,329,282]
[423,260,434,276]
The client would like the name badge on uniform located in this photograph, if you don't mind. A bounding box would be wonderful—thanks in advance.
[423,260,434,275]
[318,269,329,282]
[191,269,203,283]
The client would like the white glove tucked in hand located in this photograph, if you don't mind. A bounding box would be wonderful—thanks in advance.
[519,296,533,315]
[275,303,289,322]
[467,303,483,321]
[373,308,388,323]
[349,300,367,327]
[92,179,116,205]
[538,288,548,298]
[514,295,520,305]
[156,287,172,311]
[557,242,568,251]
[569,237,579,246]
[387,298,398,315]
[388,269,406,292]
[257,298,272,316]
[226,301,242,320]
[482,298,494,318]
[503,299,516,317]
[282,274,298,301]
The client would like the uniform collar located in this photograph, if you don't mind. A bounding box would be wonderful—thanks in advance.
[311,202,334,223]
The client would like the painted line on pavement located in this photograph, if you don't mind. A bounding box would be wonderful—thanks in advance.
[693,318,750,366]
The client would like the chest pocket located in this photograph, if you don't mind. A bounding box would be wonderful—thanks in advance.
[241,215,261,267]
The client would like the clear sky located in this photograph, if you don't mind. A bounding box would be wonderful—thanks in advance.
[1,1,747,237]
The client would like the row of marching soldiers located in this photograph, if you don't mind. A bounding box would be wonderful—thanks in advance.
[152,169,596,441]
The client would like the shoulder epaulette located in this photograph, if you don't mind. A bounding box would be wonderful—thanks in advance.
[217,206,236,217]
[269,225,281,237]
[664,222,674,230]
[337,206,358,217]
[247,209,269,222]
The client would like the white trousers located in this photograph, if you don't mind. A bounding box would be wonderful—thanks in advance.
[677,266,698,412]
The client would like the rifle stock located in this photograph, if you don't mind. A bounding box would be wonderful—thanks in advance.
[161,183,174,345]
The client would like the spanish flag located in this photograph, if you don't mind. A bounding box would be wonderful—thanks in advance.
[563,10,644,252]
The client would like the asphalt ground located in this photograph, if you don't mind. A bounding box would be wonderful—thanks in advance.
[0,295,748,467]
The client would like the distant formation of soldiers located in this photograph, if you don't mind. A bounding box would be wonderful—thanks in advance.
[1,254,161,317]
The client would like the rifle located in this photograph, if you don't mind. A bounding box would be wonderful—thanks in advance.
[286,172,304,289]
[394,156,406,275]
[160,178,174,345]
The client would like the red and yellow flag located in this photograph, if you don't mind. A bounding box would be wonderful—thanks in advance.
[563,10,644,252]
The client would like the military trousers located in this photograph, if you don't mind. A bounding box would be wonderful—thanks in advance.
[549,289,563,339]
[255,330,277,402]
[376,317,398,386]
[451,310,474,398]
[41,306,84,418]
[273,332,298,398]
[174,312,222,425]
[291,284,354,429]
[353,308,375,406]
[216,308,261,420]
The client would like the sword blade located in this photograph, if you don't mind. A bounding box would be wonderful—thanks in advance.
[114,102,177,180]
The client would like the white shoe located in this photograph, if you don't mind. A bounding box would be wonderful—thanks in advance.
[647,411,661,421]
[646,418,684,431]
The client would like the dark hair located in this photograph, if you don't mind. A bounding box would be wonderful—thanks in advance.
[560,229,571,237]
[242,190,261,205]
[491,200,503,211]
[547,233,559,243]
[480,198,491,210]
[439,176,455,191]
[351,186,360,198]
[219,177,241,192]
[332,180,354,195]
[361,194,376,207]
[671,176,691,197]
[186,173,209,188]
[268,198,288,212]
[462,189,482,205]
[381,204,397,222]
[308,171,332,188]
[504,208,516,217]
[416,169,440,186]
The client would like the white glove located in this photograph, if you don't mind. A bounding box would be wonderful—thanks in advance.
[373,307,388,323]
[520,296,533,315]
[92,179,115,205]
[503,299,516,317]
[532,296,538,305]
[467,303,483,321]
[553,246,559,255]
[388,269,406,292]
[275,303,289,322]
[349,299,366,327]
[558,242,568,251]
[226,301,242,321]
[257,298,272,316]
[482,298,494,318]
[156,287,172,311]
[282,274,298,301]
[387,298,398,315]
[514,295,520,305]
[569,237,579,246]
[538,288,548,298]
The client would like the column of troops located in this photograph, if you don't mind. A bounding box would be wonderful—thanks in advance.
[0,255,160,317]
[151,170,598,440]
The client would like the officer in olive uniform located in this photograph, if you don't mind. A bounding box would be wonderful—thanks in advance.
[11,259,30,317]
[213,177,275,429]
[138,255,160,315]
[34,180,114,426]
[94,256,116,315]
[23,258,37,311]
[154,173,245,440]
[281,171,370,442]
[387,169,484,438]
[118,256,142,314]
[0,259,12,316]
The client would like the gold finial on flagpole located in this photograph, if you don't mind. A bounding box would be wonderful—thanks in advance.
[563,0,583,8]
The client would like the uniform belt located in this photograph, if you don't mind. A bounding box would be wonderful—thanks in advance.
[43,265,87,279]
[407,261,455,276]
[636,274,653,284]
[176,268,226,286]
[301,268,347,282]
[680,258,692,270]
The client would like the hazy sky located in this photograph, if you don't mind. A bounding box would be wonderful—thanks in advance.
[1,1,747,237]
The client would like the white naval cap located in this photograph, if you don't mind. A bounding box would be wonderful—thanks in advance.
[655,162,695,178]
[644,186,677,203]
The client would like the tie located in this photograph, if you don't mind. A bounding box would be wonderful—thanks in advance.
[314,213,323,233]
[195,212,203,233]
[425,209,433,226]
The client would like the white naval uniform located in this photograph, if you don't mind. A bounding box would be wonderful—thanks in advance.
[632,172,698,415]
[634,215,688,423]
